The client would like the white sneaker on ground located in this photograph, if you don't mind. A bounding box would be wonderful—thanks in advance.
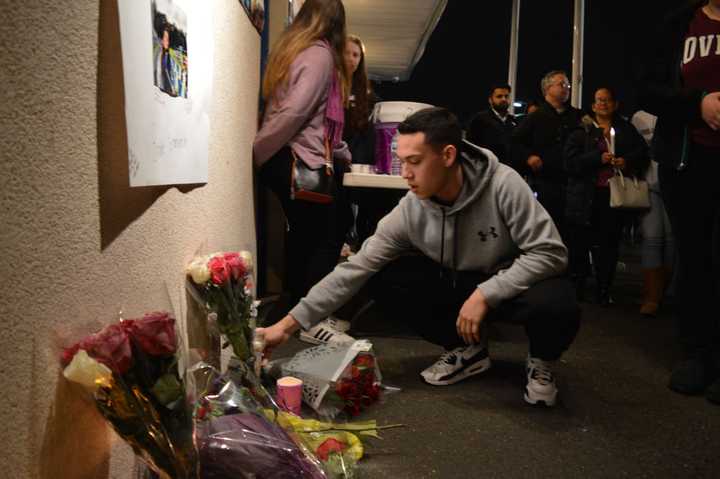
[421,344,491,386]
[524,356,558,406]
[299,318,355,345]
[325,316,351,332]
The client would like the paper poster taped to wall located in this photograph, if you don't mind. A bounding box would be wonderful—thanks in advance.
[118,0,213,187]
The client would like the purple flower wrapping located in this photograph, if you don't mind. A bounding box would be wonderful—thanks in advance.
[197,413,325,479]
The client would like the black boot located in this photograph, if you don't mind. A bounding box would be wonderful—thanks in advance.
[596,287,611,306]
[669,348,716,395]
[572,275,587,302]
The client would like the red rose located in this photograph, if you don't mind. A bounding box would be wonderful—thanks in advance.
[208,255,229,285]
[335,379,352,397]
[196,405,208,420]
[355,354,374,369]
[125,312,177,356]
[367,384,381,402]
[346,383,360,398]
[223,252,246,281]
[345,403,361,416]
[82,323,133,374]
[315,438,346,461]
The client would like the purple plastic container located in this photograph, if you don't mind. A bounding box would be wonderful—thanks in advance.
[374,122,399,175]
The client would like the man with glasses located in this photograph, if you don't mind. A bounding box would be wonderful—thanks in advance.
[511,70,582,239]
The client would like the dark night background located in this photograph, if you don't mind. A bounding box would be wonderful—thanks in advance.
[374,0,684,123]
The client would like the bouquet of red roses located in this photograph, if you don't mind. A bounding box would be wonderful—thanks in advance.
[328,353,381,417]
[281,340,383,418]
[185,251,257,362]
[60,312,197,479]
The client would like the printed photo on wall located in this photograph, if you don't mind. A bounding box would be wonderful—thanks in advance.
[239,0,265,34]
[152,0,188,98]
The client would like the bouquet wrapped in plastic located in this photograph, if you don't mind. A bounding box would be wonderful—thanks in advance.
[281,340,382,417]
[185,251,257,362]
[191,358,393,478]
[60,312,197,479]
[190,359,327,479]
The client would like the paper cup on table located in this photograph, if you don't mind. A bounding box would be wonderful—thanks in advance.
[276,376,303,415]
[351,164,373,174]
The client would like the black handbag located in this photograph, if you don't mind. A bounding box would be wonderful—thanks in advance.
[290,148,335,204]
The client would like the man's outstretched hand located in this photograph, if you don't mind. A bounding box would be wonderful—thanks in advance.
[256,314,301,360]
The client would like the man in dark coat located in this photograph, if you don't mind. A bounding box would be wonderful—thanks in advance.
[511,70,582,238]
[466,84,517,167]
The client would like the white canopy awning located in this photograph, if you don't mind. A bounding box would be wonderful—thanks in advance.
[344,0,448,82]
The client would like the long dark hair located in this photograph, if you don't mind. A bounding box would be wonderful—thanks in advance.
[346,35,374,133]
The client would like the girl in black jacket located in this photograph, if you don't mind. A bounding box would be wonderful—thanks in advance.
[564,87,648,305]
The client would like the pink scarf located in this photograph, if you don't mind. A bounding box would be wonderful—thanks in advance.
[324,67,344,155]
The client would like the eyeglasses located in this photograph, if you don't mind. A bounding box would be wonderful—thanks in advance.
[552,81,571,89]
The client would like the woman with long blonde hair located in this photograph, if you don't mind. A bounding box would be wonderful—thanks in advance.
[254,0,355,345]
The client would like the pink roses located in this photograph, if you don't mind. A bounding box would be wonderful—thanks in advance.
[207,253,247,285]
[61,311,177,374]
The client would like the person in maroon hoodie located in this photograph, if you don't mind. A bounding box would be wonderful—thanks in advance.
[254,0,354,345]
[639,0,720,404]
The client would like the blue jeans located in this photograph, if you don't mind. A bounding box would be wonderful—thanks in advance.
[640,190,674,269]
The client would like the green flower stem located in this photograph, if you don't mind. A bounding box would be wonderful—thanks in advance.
[297,424,404,434]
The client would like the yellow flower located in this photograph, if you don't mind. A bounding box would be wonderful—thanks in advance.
[63,349,113,392]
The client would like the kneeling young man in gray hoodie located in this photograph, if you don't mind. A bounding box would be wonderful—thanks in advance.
[258,107,580,406]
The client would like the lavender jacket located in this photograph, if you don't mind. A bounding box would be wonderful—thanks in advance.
[253,41,350,169]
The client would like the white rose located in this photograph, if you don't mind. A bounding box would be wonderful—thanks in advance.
[63,349,113,392]
[239,250,254,274]
[187,256,211,284]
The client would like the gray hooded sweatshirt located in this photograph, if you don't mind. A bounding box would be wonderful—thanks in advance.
[290,142,568,330]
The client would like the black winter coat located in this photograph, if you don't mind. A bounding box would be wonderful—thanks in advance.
[511,100,582,182]
[466,110,517,166]
[564,116,649,225]
[637,0,708,169]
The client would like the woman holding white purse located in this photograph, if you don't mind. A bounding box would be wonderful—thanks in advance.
[564,87,649,305]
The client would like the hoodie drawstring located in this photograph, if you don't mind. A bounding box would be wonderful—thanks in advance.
[452,214,459,289]
[439,208,446,279]
[439,208,459,289]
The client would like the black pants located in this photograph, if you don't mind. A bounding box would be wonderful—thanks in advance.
[660,143,720,353]
[532,177,567,240]
[567,188,625,292]
[367,256,581,360]
[259,147,352,308]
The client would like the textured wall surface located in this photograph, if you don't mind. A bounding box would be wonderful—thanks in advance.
[0,0,261,476]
